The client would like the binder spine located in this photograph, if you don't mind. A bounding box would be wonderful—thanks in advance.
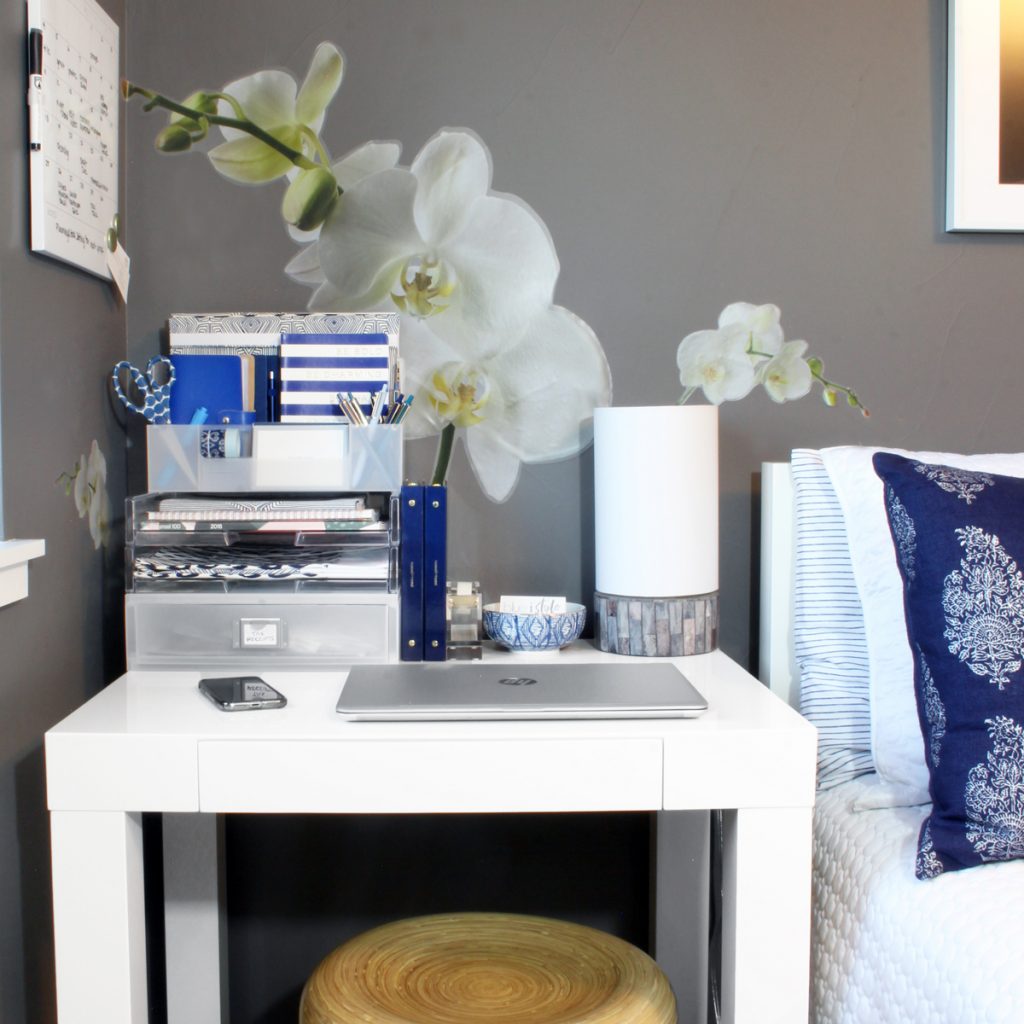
[399,483,425,661]
[423,484,448,661]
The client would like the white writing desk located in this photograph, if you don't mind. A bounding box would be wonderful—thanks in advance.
[45,644,816,1023]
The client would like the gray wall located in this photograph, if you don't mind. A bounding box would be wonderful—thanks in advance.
[1,0,1019,1021]
[0,1,126,1022]
[125,0,1024,669]
[122,0,1024,1019]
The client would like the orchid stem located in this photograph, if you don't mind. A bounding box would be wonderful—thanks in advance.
[813,370,869,417]
[123,82,318,170]
[299,124,332,168]
[432,423,455,486]
[207,90,247,120]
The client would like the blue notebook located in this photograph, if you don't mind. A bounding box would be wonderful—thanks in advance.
[168,354,244,424]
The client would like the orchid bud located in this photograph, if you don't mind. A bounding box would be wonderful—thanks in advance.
[155,123,193,152]
[806,356,823,377]
[171,91,219,135]
[281,166,339,231]
[822,387,838,408]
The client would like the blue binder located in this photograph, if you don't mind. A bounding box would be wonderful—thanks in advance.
[423,484,448,661]
[400,483,425,661]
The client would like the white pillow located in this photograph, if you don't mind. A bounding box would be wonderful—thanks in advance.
[819,446,1024,808]
[790,450,873,789]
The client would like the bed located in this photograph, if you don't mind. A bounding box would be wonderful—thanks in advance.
[759,450,1024,1024]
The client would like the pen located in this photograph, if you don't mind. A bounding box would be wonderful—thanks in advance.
[354,398,367,424]
[348,392,368,425]
[369,386,388,425]
[393,393,415,424]
[337,392,361,425]
[267,369,277,422]
[27,28,43,151]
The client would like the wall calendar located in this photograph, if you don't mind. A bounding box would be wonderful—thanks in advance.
[27,0,119,280]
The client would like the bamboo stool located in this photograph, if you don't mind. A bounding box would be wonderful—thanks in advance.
[300,912,677,1024]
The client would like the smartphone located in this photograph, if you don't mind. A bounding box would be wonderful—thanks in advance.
[198,676,287,711]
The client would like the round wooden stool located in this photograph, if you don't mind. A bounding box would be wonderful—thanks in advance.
[300,912,677,1024]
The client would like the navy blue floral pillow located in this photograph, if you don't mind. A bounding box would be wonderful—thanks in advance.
[873,452,1024,879]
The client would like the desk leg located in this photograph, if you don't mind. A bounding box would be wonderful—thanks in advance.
[51,810,148,1024]
[654,810,709,1024]
[720,807,812,1024]
[164,813,228,1024]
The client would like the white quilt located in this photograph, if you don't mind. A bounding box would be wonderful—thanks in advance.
[813,776,1024,1023]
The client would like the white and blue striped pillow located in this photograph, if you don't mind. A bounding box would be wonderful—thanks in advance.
[791,449,874,789]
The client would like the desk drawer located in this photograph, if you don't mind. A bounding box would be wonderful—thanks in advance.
[126,592,398,668]
[198,738,664,813]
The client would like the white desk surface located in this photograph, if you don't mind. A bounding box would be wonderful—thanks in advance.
[46,644,816,815]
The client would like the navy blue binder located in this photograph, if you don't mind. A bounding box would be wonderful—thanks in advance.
[423,484,448,661]
[400,483,425,661]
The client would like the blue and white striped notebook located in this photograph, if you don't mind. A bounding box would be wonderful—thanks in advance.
[278,332,393,423]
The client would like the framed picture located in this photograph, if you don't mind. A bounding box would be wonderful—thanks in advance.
[947,0,1024,230]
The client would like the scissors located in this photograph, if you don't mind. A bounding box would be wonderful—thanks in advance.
[112,357,175,424]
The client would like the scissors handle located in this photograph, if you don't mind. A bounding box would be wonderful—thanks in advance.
[112,357,175,424]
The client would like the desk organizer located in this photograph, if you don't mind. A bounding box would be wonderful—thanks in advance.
[130,422,404,667]
[125,490,401,667]
[146,423,403,493]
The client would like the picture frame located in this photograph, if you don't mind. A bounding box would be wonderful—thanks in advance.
[947,0,1024,230]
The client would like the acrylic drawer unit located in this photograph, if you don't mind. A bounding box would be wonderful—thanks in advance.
[125,591,399,669]
[125,490,401,668]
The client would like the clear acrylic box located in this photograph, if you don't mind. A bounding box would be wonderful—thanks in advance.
[146,423,404,493]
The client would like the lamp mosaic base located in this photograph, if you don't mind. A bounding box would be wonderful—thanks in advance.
[594,591,718,657]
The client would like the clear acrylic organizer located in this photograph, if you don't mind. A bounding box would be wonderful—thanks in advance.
[146,423,404,493]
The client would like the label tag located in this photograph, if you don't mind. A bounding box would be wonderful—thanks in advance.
[239,618,282,648]
[499,595,567,615]
[105,240,130,302]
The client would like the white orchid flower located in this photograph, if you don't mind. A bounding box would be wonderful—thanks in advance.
[87,480,111,550]
[676,325,758,405]
[84,441,110,549]
[399,306,611,502]
[62,441,110,548]
[285,139,402,249]
[209,42,344,184]
[717,301,784,361]
[308,129,559,347]
[762,340,813,403]
[71,453,90,517]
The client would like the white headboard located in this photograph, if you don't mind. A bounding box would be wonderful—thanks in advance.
[758,462,801,710]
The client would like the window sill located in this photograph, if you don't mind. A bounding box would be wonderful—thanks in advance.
[0,539,46,607]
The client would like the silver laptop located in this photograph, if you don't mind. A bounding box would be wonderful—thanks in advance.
[336,661,708,721]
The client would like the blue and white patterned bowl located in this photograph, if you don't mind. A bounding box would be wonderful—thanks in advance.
[482,602,587,652]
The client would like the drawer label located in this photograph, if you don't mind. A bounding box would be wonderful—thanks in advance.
[238,618,283,648]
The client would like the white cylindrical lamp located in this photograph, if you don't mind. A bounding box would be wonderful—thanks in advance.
[593,405,719,656]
